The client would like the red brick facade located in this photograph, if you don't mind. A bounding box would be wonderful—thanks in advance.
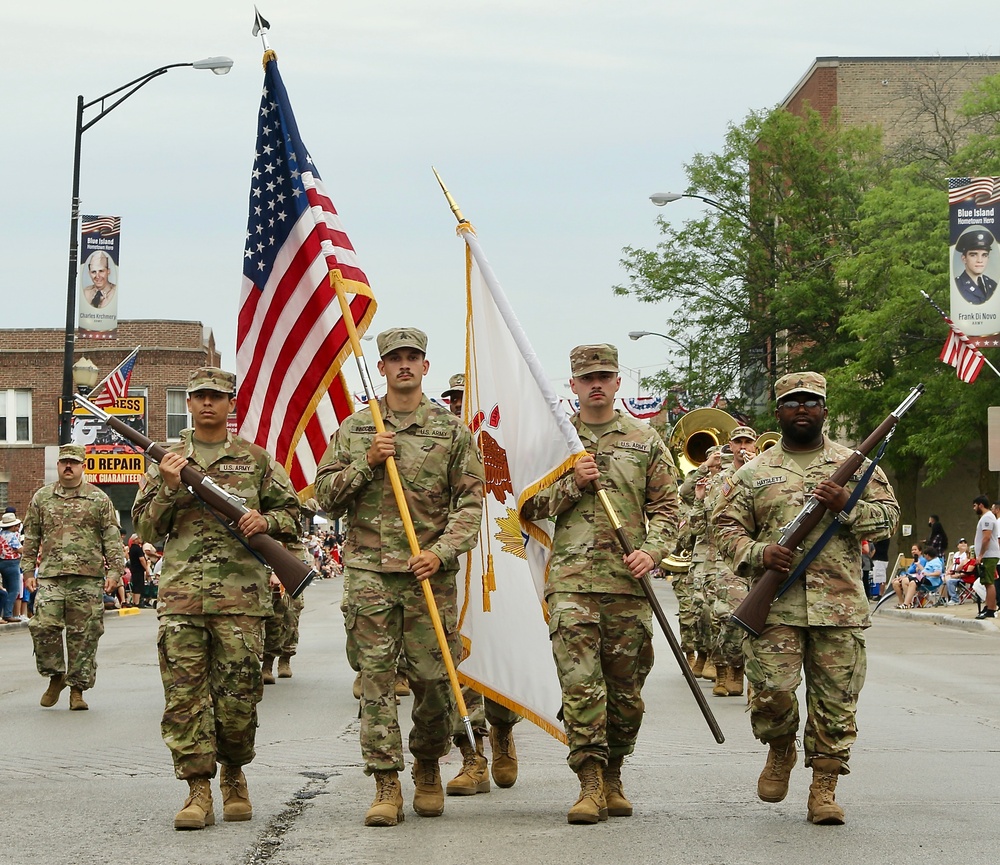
[0,320,219,525]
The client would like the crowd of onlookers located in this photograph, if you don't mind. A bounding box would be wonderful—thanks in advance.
[305,529,345,579]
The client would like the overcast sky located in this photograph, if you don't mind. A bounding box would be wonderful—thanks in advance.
[5,2,994,401]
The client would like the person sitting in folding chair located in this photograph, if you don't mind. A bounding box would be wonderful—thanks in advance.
[911,547,944,607]
[944,539,974,605]
[891,544,925,608]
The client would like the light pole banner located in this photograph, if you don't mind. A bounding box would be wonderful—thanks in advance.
[77,214,121,339]
[948,178,1000,345]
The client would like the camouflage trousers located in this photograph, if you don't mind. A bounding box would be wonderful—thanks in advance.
[712,571,749,666]
[744,624,867,770]
[700,568,721,657]
[345,568,461,774]
[157,614,265,780]
[29,576,105,690]
[454,687,521,743]
[548,592,654,772]
[671,567,702,654]
[264,592,304,657]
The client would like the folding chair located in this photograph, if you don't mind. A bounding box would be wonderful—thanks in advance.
[954,573,983,612]
[914,578,944,608]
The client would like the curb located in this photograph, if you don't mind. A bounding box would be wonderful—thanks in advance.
[879,607,1000,634]
[0,605,151,636]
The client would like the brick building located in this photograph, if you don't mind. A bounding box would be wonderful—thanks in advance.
[0,320,219,532]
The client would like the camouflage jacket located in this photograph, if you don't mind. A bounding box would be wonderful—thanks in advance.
[314,395,484,576]
[713,436,899,627]
[132,429,301,617]
[21,481,124,579]
[521,411,679,598]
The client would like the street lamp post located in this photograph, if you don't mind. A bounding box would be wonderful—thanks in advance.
[59,56,233,445]
[628,329,694,404]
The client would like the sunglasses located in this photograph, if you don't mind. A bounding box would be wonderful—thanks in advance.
[777,399,824,410]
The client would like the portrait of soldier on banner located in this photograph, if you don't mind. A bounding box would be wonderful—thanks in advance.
[80,249,119,310]
[950,224,1000,341]
[77,214,121,339]
[953,228,997,306]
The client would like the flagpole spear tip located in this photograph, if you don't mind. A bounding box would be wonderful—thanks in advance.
[431,166,468,225]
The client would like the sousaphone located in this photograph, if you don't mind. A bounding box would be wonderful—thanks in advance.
[669,407,740,477]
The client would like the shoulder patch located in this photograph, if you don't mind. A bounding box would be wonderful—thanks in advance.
[754,475,786,488]
[615,441,650,453]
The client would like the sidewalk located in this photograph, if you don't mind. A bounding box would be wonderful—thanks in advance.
[874,593,1000,634]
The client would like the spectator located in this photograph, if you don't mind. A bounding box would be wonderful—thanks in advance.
[870,538,890,599]
[0,512,23,623]
[944,539,975,605]
[925,515,948,557]
[890,544,925,608]
[126,534,150,608]
[861,540,874,599]
[973,496,999,619]
[913,545,944,606]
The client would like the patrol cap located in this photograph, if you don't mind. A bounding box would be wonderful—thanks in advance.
[570,344,619,377]
[187,367,236,395]
[58,443,86,463]
[441,373,465,398]
[956,230,995,254]
[730,425,757,441]
[376,328,427,357]
[774,371,826,402]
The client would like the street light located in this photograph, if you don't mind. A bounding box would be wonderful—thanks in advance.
[628,329,694,394]
[59,56,234,444]
[649,191,743,221]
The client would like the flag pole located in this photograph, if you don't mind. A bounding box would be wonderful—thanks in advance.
[920,290,1000,378]
[327,269,477,750]
[434,168,725,744]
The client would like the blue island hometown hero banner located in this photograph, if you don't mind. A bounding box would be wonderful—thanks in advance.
[77,215,121,339]
[949,178,1000,346]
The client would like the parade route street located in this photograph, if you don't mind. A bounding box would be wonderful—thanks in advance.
[2,577,998,865]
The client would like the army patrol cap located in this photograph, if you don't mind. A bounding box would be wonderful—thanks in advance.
[441,373,465,398]
[187,367,237,395]
[377,327,428,357]
[956,230,995,254]
[570,344,619,377]
[58,443,86,463]
[774,371,827,402]
[730,425,757,441]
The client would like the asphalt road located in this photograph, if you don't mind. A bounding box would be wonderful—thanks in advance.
[2,578,998,865]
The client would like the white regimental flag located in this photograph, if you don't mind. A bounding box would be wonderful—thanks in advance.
[456,226,584,742]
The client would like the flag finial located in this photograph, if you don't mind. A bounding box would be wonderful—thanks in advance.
[432,167,468,226]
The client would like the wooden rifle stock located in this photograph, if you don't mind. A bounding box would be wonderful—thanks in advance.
[74,394,315,598]
[730,385,923,638]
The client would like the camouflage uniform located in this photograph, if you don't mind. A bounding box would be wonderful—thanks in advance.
[264,591,304,657]
[713,436,899,769]
[22,468,124,691]
[132,426,300,780]
[522,410,678,771]
[315,394,485,774]
[704,458,747,667]
[671,470,704,656]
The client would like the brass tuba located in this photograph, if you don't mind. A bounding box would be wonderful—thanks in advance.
[755,431,780,453]
[669,407,740,477]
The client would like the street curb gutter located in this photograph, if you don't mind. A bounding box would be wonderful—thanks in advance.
[880,608,1000,634]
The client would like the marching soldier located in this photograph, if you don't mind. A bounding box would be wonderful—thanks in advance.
[315,329,485,827]
[714,372,899,825]
[133,367,301,830]
[522,344,678,824]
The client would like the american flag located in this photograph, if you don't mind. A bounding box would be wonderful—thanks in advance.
[91,347,139,408]
[237,52,376,494]
[948,177,1000,205]
[81,215,121,236]
[940,323,985,383]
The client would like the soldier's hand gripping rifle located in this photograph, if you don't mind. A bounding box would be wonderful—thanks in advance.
[730,384,923,638]
[74,393,315,598]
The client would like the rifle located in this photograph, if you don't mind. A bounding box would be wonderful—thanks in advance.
[74,393,315,598]
[730,384,923,638]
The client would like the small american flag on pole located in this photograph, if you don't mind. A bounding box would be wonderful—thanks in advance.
[237,49,376,494]
[940,324,986,383]
[90,347,139,408]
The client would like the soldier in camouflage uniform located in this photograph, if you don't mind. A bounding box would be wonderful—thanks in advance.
[522,344,678,825]
[132,367,301,831]
[714,372,899,825]
[22,443,125,712]
[440,372,522,796]
[704,426,756,697]
[315,329,485,828]
[262,591,304,683]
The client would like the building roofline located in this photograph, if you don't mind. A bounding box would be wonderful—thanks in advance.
[781,55,1000,110]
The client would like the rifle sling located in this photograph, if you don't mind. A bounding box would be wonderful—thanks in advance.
[775,435,890,599]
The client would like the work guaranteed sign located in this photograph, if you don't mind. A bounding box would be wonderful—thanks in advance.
[72,397,146,484]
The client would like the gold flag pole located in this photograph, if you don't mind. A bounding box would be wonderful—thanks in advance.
[328,269,476,749]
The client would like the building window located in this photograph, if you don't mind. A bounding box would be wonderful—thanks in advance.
[166,389,190,440]
[0,480,7,509]
[0,390,31,443]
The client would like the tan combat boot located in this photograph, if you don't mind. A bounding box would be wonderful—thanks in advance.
[807,758,846,825]
[365,770,404,826]
[712,665,730,696]
[394,672,411,696]
[727,663,745,697]
[567,759,608,824]
[277,655,293,678]
[174,778,215,830]
[604,755,632,817]
[691,653,707,678]
[262,654,276,685]
[69,687,89,711]
[489,723,518,788]
[446,736,490,795]
[220,764,253,822]
[685,651,696,670]
[701,658,717,681]
[40,674,66,708]
[352,672,362,699]
[411,759,445,817]
[757,734,797,802]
